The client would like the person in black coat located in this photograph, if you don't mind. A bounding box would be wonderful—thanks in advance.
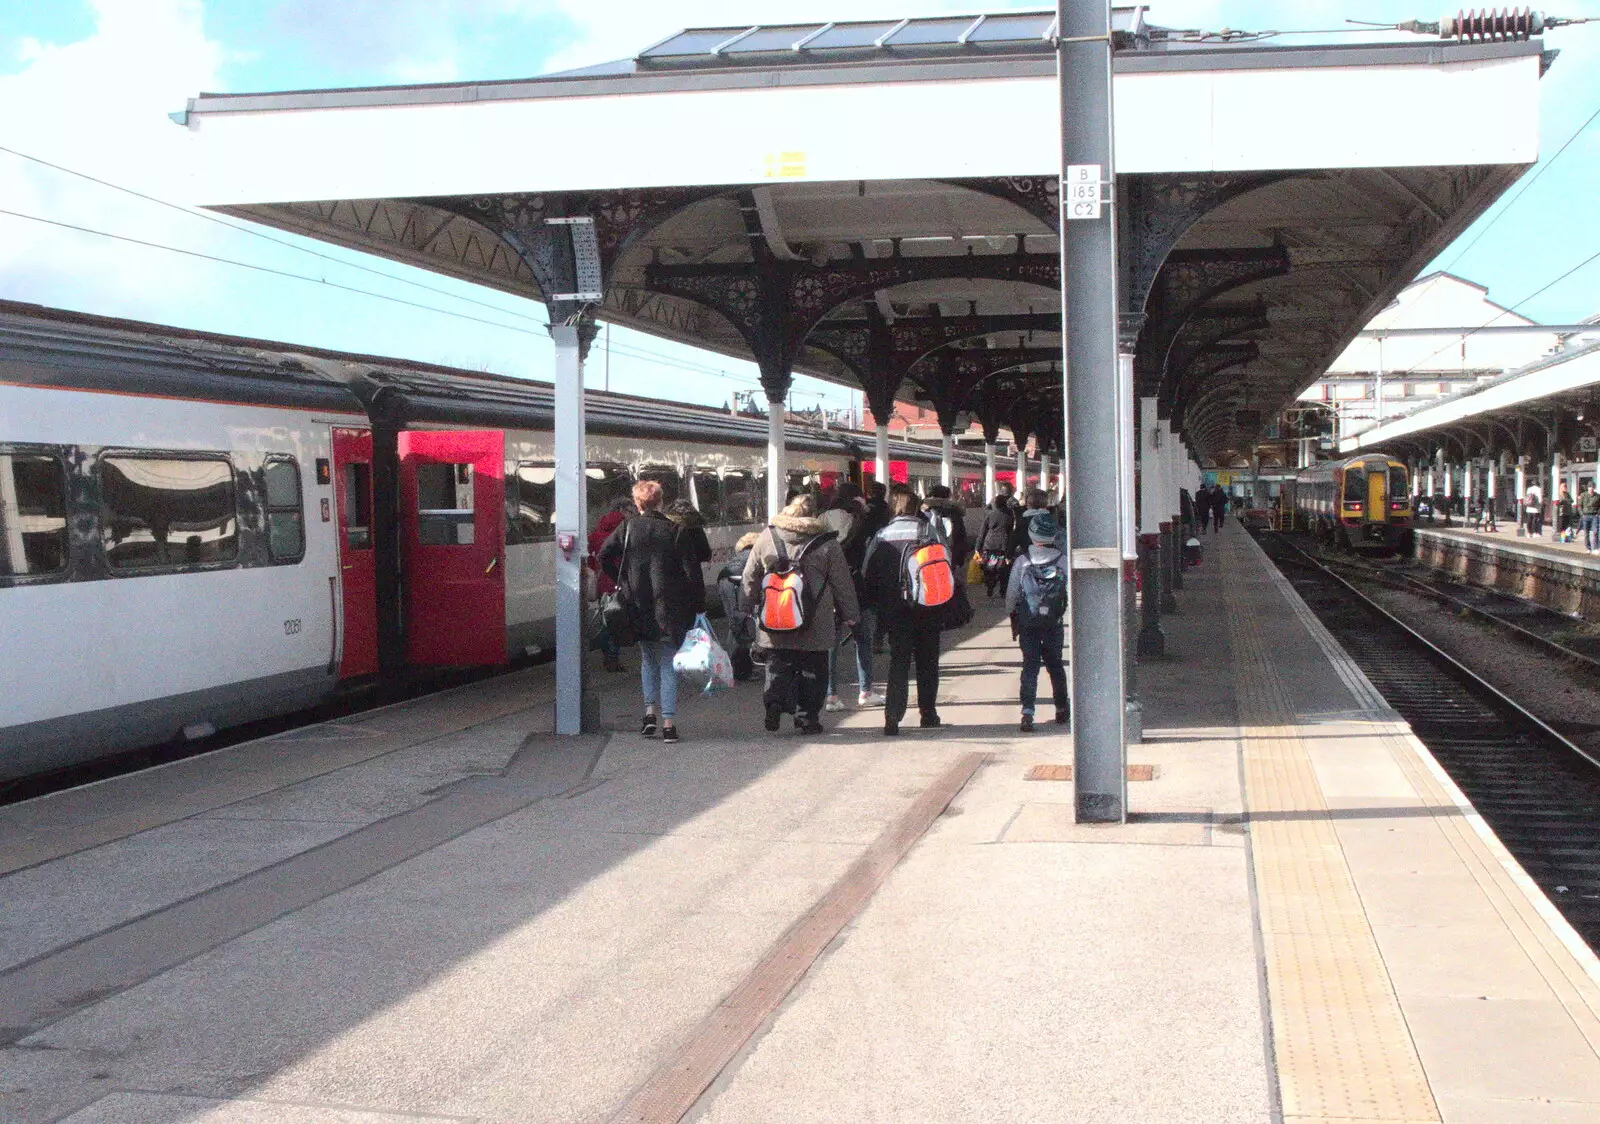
[1193,486,1212,534]
[862,492,950,736]
[667,499,711,613]
[923,485,971,569]
[597,480,700,743]
[974,493,1015,599]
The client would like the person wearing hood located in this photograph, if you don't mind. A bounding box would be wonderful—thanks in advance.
[742,494,860,734]
[598,481,701,744]
[923,484,971,568]
[974,492,1015,600]
[667,498,711,613]
[1006,513,1070,732]
[862,491,950,736]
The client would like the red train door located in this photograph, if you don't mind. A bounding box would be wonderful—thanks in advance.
[331,427,378,679]
[398,430,506,667]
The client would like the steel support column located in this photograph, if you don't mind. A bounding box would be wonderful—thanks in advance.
[552,323,589,736]
[1016,445,1028,494]
[1136,396,1164,658]
[769,401,787,518]
[1039,452,1052,498]
[984,442,997,503]
[1059,0,1127,821]
[940,432,954,489]
[875,423,890,490]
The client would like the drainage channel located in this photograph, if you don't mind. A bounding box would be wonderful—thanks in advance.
[1255,530,1600,950]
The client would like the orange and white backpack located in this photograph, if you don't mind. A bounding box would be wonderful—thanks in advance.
[759,532,826,632]
[901,529,956,608]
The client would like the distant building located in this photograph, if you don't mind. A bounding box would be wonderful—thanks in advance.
[1300,273,1566,439]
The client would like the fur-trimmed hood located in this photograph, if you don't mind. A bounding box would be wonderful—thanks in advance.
[667,507,706,530]
[771,513,828,537]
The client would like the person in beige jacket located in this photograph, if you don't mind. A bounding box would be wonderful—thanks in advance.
[742,494,860,734]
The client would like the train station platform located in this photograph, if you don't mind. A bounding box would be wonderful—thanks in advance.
[5,526,1600,1123]
[1415,523,1600,619]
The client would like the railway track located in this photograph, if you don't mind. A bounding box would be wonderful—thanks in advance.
[1256,529,1600,948]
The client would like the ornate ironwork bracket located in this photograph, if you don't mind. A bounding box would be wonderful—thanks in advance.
[908,348,1061,435]
[1136,246,1290,399]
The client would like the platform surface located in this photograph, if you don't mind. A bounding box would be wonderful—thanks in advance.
[3,525,1600,1123]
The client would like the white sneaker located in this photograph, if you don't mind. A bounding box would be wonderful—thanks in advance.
[858,690,886,708]
[824,695,847,713]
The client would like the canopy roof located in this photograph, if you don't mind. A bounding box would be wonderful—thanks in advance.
[177,11,1548,465]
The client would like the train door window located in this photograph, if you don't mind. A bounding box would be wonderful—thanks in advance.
[416,462,474,546]
[261,456,305,563]
[0,448,68,579]
[689,469,721,524]
[506,461,555,544]
[722,470,757,524]
[1388,466,1408,508]
[586,462,634,527]
[343,463,372,549]
[101,454,237,569]
[1342,470,1365,503]
[636,465,680,508]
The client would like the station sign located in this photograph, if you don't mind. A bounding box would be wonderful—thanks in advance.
[1064,164,1103,220]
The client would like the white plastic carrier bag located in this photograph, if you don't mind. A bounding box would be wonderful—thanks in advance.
[673,613,734,695]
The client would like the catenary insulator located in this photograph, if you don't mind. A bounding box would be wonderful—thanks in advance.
[1439,8,1547,41]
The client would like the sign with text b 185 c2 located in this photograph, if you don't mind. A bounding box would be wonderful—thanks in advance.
[1064,164,1102,220]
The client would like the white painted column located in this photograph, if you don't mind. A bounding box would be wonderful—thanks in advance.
[767,399,786,520]
[1443,460,1453,501]
[874,422,890,491]
[1515,461,1526,508]
[983,442,997,504]
[1487,465,1497,503]
[1039,452,1052,497]
[1016,445,1028,494]
[1463,461,1474,506]
[1553,451,1564,508]
[1138,398,1161,534]
[1425,463,1435,496]
[552,324,588,736]
[940,432,954,489]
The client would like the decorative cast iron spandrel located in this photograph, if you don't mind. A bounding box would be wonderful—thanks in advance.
[940,177,1062,233]
[1135,247,1289,397]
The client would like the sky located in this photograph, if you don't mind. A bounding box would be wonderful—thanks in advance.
[1,0,1598,414]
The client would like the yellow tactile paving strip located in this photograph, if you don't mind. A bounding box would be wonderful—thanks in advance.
[1225,562,1441,1123]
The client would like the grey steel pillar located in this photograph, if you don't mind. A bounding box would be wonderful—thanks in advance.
[768,400,787,518]
[1059,0,1127,822]
[1168,429,1184,592]
[1136,397,1164,657]
[552,323,590,736]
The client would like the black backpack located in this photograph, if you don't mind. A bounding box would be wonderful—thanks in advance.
[1016,550,1068,630]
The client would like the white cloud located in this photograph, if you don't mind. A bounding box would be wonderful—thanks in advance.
[0,0,229,318]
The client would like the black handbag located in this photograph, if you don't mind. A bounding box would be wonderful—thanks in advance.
[599,522,638,647]
[940,581,975,631]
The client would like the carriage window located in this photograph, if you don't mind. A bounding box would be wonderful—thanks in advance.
[343,463,372,550]
[262,456,305,563]
[416,463,473,546]
[636,465,681,508]
[723,470,759,525]
[506,461,555,544]
[689,469,722,524]
[1389,467,1408,504]
[586,462,634,528]
[0,450,68,578]
[102,454,237,569]
[1343,470,1366,502]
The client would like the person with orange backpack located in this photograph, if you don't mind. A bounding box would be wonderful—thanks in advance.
[862,490,957,736]
[741,494,860,735]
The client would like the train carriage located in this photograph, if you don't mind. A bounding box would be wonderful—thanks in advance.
[0,303,983,779]
[1289,453,1413,554]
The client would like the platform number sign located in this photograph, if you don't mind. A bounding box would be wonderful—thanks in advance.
[1065,164,1103,221]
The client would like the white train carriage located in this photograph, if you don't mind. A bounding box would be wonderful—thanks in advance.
[0,303,981,779]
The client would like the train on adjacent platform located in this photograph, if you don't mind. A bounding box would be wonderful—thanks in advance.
[1286,453,1414,554]
[0,303,984,781]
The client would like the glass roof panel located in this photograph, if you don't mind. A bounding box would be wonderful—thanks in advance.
[883,16,985,46]
[723,25,831,53]
[804,21,902,49]
[637,28,746,58]
[963,13,1057,43]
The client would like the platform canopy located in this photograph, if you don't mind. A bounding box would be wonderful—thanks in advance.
[177,7,1546,465]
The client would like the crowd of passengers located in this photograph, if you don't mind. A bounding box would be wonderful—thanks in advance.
[1420,480,1600,552]
[589,480,1083,743]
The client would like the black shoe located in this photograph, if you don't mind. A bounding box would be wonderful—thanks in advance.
[660,724,680,744]
[920,714,943,729]
[603,656,625,673]
[1054,708,1070,725]
[640,714,658,738]
[764,706,781,732]
[884,720,900,736]
[796,716,824,735]
[1020,714,1035,732]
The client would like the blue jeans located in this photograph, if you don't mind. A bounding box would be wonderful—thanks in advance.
[1584,514,1600,551]
[828,607,875,696]
[639,639,678,720]
[1018,623,1068,717]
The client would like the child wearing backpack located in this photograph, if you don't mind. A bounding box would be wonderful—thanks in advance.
[741,495,860,735]
[1005,513,1070,732]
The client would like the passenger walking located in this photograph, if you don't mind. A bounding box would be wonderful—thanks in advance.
[597,481,700,743]
[1525,484,1545,537]
[924,484,972,568]
[1006,513,1070,732]
[863,491,955,736]
[587,496,632,673]
[1557,484,1576,543]
[742,494,860,735]
[1193,486,1212,534]
[974,494,1016,599]
[820,487,862,712]
[1209,484,1228,532]
[667,499,711,612]
[1581,483,1600,553]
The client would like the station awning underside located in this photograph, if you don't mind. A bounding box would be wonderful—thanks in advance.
[1345,336,1600,460]
[179,10,1548,466]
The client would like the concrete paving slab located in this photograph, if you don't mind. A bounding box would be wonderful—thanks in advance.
[1435,1093,1600,1123]
[1403,996,1600,1102]
[58,1091,480,1122]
